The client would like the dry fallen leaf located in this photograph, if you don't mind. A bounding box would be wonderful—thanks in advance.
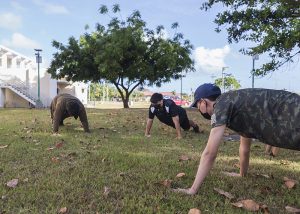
[160,179,172,188]
[23,178,29,182]
[51,157,60,163]
[58,207,67,213]
[285,180,297,189]
[103,186,111,198]
[179,155,190,161]
[214,188,235,199]
[232,199,260,212]
[258,174,270,179]
[55,141,64,148]
[47,147,55,151]
[285,206,300,213]
[175,172,186,178]
[222,171,240,177]
[188,208,201,214]
[6,179,19,188]
[0,145,8,149]
[283,177,298,189]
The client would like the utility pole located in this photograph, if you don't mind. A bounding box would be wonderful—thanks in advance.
[34,49,42,108]
[102,80,105,102]
[252,55,259,88]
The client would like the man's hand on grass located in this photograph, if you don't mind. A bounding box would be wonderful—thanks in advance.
[51,132,61,136]
[176,136,182,140]
[173,188,196,195]
[221,171,241,177]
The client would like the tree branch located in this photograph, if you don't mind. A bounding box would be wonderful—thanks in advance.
[276,50,300,70]
[113,82,124,100]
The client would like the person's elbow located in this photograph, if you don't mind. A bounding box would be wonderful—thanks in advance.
[202,149,218,163]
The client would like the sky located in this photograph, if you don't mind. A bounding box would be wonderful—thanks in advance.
[0,0,299,94]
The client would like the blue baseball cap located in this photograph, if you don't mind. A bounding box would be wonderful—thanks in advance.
[190,83,221,108]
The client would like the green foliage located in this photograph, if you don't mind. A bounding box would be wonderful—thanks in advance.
[48,4,194,108]
[215,75,241,91]
[89,83,143,100]
[201,0,300,76]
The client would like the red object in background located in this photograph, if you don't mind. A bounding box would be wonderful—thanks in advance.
[173,99,190,106]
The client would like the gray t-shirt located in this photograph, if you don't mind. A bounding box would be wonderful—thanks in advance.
[211,88,300,150]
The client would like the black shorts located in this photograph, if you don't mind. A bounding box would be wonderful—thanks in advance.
[158,110,190,130]
[179,111,190,130]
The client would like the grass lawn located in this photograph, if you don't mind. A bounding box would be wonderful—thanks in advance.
[0,108,299,213]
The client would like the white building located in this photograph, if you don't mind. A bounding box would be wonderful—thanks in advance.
[0,45,88,108]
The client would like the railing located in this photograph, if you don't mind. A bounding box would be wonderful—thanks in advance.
[0,75,39,105]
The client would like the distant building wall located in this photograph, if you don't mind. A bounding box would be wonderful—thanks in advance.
[40,72,57,107]
[0,88,5,107]
[0,45,88,108]
[5,89,29,108]
[58,84,75,95]
[74,82,88,104]
[57,82,88,105]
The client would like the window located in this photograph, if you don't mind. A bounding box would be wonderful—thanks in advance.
[0,58,2,67]
[17,60,21,68]
[82,88,85,93]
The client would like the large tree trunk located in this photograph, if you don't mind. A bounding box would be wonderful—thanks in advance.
[122,97,129,108]
[113,80,141,108]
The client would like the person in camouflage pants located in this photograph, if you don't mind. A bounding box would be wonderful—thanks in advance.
[174,83,300,195]
[50,93,90,133]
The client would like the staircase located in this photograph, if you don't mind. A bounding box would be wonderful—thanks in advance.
[0,77,42,107]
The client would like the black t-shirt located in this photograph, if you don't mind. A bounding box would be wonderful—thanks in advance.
[148,99,186,126]
[211,88,300,150]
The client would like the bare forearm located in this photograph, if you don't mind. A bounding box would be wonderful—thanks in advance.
[190,152,216,193]
[174,123,182,138]
[172,116,182,138]
[145,119,153,135]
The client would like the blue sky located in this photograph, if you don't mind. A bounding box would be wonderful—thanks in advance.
[1,0,299,94]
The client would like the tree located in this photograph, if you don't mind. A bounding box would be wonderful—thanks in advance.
[89,82,116,101]
[214,75,241,91]
[48,4,194,108]
[201,0,300,76]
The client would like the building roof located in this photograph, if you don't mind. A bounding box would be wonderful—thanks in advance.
[142,89,180,97]
[0,45,33,63]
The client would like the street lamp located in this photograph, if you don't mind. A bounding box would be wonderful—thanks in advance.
[34,49,42,107]
[221,66,229,93]
[252,55,259,88]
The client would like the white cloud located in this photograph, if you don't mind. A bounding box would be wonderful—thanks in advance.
[2,33,41,50]
[0,12,22,30]
[32,0,69,15]
[10,1,26,11]
[193,45,231,73]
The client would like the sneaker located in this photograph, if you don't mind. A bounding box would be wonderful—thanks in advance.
[193,124,200,133]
